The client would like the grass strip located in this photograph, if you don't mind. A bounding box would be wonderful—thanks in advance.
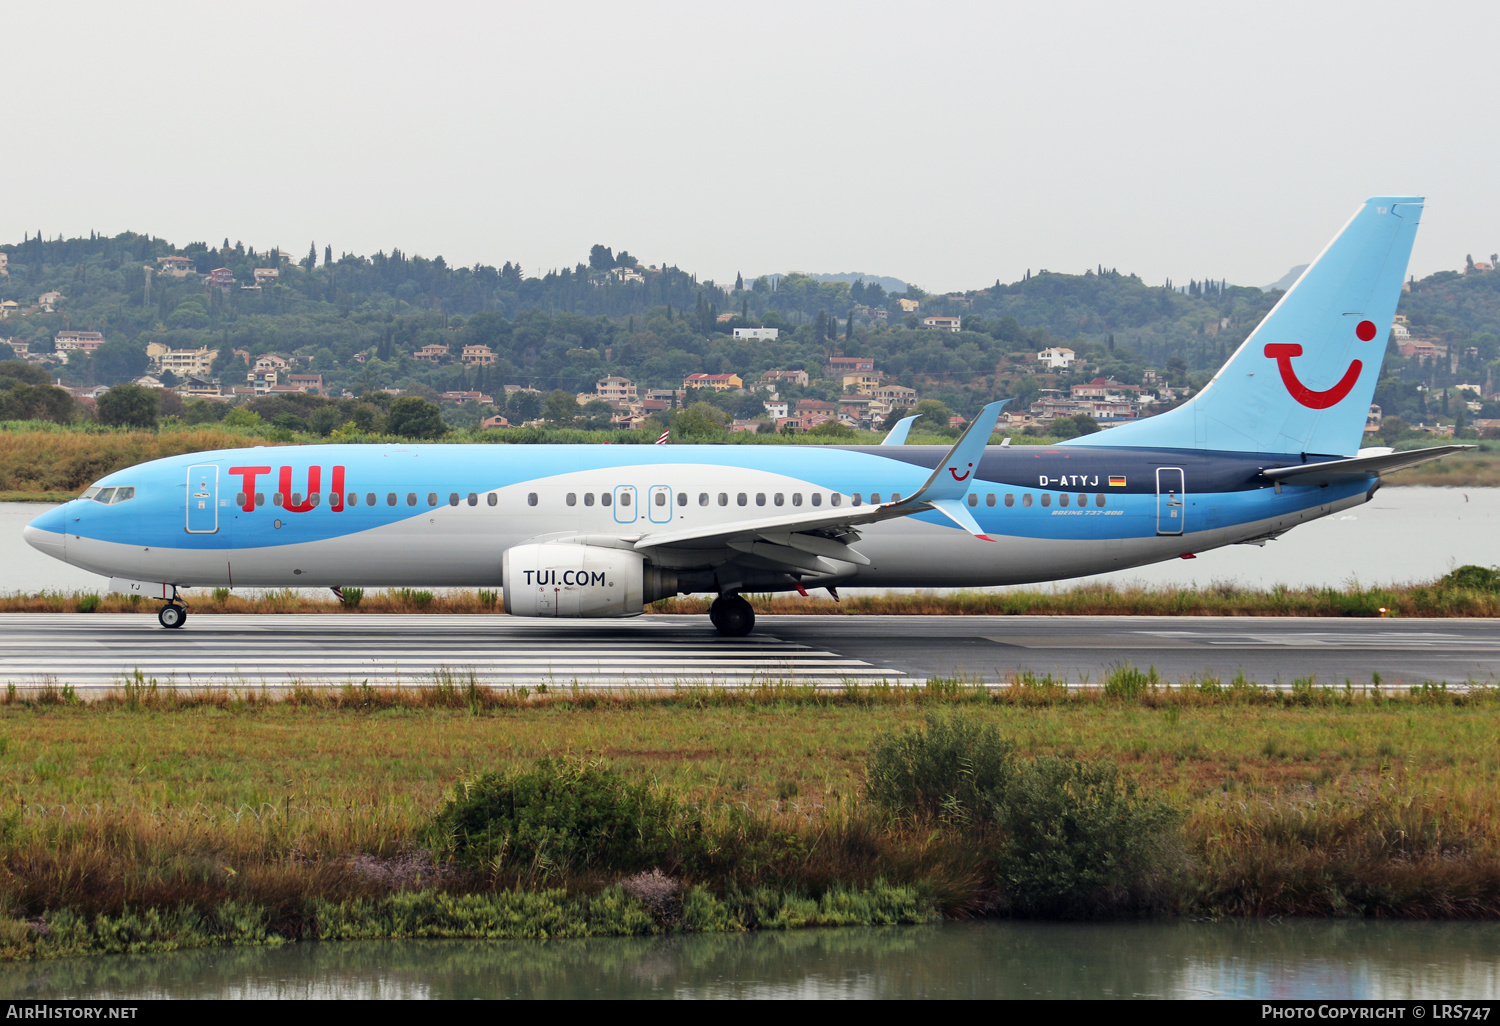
[0,680,1498,959]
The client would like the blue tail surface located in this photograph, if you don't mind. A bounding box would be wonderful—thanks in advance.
[1066,197,1423,457]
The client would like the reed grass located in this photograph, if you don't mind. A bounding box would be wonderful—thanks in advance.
[0,681,1497,958]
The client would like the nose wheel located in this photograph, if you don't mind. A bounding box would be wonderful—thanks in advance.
[157,593,188,629]
[708,594,754,637]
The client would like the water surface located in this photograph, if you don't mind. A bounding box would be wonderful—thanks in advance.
[2,920,1497,999]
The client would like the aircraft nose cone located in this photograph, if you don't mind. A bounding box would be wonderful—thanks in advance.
[23,506,68,564]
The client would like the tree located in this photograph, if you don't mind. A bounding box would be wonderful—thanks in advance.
[324,245,333,267]
[671,401,730,439]
[543,389,579,426]
[385,396,447,439]
[303,242,317,271]
[588,245,616,272]
[507,389,543,424]
[96,383,160,429]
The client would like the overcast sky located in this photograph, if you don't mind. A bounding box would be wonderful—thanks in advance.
[6,1,1496,293]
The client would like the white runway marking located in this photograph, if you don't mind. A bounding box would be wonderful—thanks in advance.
[0,614,907,691]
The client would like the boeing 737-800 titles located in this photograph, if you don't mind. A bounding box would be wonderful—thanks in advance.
[24,197,1468,635]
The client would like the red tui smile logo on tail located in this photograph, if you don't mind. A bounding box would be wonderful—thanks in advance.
[1263,320,1374,410]
[949,462,973,482]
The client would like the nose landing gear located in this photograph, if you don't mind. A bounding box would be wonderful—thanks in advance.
[157,587,188,629]
[708,593,754,637]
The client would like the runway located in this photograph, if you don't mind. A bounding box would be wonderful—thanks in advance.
[0,613,1497,692]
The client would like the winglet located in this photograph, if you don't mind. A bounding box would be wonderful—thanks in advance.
[905,400,1008,503]
[881,415,921,445]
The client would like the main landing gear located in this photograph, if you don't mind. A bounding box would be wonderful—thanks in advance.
[709,594,754,637]
[157,588,188,630]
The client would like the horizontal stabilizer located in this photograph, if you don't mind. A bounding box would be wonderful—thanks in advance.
[1260,445,1473,484]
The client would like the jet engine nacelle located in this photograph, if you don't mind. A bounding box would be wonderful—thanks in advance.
[501,542,677,617]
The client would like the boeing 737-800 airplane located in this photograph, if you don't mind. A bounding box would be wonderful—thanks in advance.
[24,197,1467,634]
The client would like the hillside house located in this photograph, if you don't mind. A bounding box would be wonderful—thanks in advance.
[732,327,779,341]
[158,346,215,379]
[414,344,450,363]
[1037,347,1076,369]
[593,376,638,401]
[761,369,809,388]
[287,373,324,395]
[460,344,497,366]
[38,291,64,312]
[871,384,917,408]
[828,356,874,375]
[55,331,105,353]
[157,256,194,277]
[922,316,961,332]
[684,373,742,391]
[253,268,280,284]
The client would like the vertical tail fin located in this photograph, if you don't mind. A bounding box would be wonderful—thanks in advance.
[1066,197,1423,456]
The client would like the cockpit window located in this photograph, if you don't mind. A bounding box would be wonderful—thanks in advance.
[86,486,135,505]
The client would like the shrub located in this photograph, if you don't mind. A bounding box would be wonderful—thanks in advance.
[340,587,364,609]
[991,756,1181,917]
[1102,663,1158,699]
[434,756,704,877]
[865,713,1014,822]
[75,594,101,613]
[1439,565,1500,591]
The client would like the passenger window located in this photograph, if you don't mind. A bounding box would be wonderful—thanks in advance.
[891,492,902,502]
[584,493,595,506]
[718,493,728,506]
[450,493,461,506]
[830,494,841,507]
[811,493,822,507]
[527,492,538,506]
[1004,493,1015,507]
[1059,494,1069,507]
[348,493,357,507]
[852,493,862,506]
[756,493,766,506]
[967,493,978,507]
[678,493,688,506]
[256,493,265,507]
[387,493,397,506]
[291,493,302,506]
[406,493,417,507]
[870,493,881,504]
[655,491,667,506]
[1095,494,1106,507]
[1041,494,1052,507]
[774,493,785,506]
[310,493,321,507]
[366,493,376,507]
[986,493,996,507]
[737,493,747,506]
[236,492,247,507]
[566,493,577,507]
[468,493,478,506]
[601,493,612,507]
[792,494,802,506]
[698,493,709,506]
[1078,494,1087,507]
[94,488,116,503]
[487,493,498,506]
[1022,493,1033,507]
[620,491,631,507]
[427,493,438,507]
[273,493,284,507]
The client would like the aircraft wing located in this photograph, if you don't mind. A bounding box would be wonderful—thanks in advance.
[1260,444,1473,484]
[623,401,1008,578]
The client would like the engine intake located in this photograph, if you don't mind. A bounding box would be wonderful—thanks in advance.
[501,542,677,617]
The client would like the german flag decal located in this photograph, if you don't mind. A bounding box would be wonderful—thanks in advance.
[1108,475,1127,487]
